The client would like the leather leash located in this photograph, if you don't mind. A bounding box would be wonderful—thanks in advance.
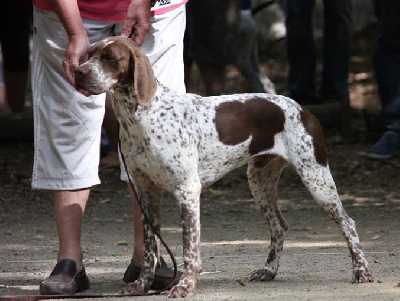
[0,143,178,301]
[0,291,164,301]
[118,139,179,290]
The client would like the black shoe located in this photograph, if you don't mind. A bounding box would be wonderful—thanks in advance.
[123,257,182,290]
[40,259,90,295]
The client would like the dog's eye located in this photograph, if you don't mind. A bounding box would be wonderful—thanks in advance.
[88,48,97,57]
[102,53,116,62]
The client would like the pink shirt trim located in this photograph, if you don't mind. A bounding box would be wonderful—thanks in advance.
[152,1,187,15]
[33,0,187,21]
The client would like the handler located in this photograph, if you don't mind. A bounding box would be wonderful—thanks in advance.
[31,0,187,295]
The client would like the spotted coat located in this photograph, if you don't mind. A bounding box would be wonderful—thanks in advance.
[75,36,374,298]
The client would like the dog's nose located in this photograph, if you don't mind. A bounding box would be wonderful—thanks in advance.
[75,67,91,80]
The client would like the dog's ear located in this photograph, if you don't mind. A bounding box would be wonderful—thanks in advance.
[130,46,157,106]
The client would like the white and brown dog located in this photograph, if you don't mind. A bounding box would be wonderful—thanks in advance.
[75,36,373,298]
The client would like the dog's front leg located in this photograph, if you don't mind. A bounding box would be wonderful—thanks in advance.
[168,183,202,298]
[123,179,162,295]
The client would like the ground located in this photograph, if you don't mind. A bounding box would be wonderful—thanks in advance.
[0,30,400,300]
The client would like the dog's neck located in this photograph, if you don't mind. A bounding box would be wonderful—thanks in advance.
[110,82,162,117]
[109,84,139,113]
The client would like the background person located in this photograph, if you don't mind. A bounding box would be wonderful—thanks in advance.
[365,0,400,159]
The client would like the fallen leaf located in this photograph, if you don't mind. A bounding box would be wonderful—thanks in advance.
[236,280,246,287]
[100,198,111,204]
[371,234,380,240]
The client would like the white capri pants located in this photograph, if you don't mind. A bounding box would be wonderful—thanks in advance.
[31,6,186,190]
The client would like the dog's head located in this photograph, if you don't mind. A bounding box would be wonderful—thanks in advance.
[75,36,157,106]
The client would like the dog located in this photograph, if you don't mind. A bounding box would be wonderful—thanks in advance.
[74,36,374,298]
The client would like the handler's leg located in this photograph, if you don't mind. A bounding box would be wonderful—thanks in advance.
[40,190,91,295]
[54,190,89,270]
[33,9,112,295]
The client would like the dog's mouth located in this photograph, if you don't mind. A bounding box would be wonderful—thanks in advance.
[75,84,93,97]
[75,81,106,96]
[75,77,115,96]
[74,68,106,96]
[75,85,92,97]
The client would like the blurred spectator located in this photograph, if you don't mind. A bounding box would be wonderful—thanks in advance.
[0,63,7,113]
[0,0,32,113]
[185,0,241,95]
[365,0,400,159]
[284,0,352,104]
[185,0,276,96]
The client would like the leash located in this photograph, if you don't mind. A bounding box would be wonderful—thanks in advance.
[0,142,178,301]
[118,139,179,292]
[0,284,170,301]
[0,290,166,301]
[0,294,130,301]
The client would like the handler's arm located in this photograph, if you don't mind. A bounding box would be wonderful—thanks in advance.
[49,0,90,86]
[121,0,152,46]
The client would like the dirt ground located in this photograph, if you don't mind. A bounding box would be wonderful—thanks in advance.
[1,29,400,300]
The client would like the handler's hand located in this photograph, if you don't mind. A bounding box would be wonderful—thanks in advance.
[121,0,151,46]
[63,33,90,86]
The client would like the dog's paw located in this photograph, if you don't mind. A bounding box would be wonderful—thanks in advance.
[249,268,276,282]
[352,267,374,283]
[167,284,193,298]
[122,280,148,295]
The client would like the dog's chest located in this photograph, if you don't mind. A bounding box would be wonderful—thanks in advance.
[117,96,217,158]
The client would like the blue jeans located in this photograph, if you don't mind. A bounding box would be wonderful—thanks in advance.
[374,0,400,132]
[285,0,352,102]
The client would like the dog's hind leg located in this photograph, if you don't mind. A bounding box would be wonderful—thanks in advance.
[284,108,373,283]
[292,158,374,283]
[247,154,288,281]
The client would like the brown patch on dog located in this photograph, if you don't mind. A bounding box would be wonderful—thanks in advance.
[130,46,157,106]
[300,108,328,166]
[101,37,157,106]
[215,98,285,155]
